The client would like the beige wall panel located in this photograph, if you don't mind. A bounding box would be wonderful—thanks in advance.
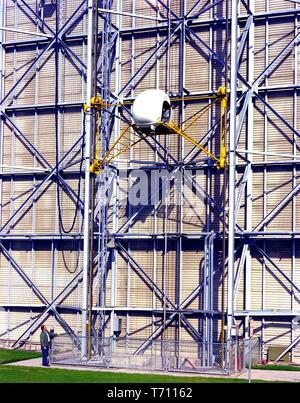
[5,3,16,43]
[266,168,292,231]
[267,96,294,160]
[186,0,210,21]
[268,22,294,87]
[61,0,85,35]
[235,255,245,311]
[252,171,264,228]
[32,246,52,304]
[2,123,13,167]
[0,181,34,234]
[211,27,225,90]
[181,248,203,309]
[165,248,177,302]
[4,51,14,101]
[0,182,12,229]
[38,51,56,104]
[105,268,112,305]
[268,0,296,12]
[131,134,156,162]
[116,174,129,229]
[133,37,157,95]
[250,252,263,310]
[254,23,266,80]
[35,183,56,233]
[120,0,132,30]
[129,247,154,308]
[128,316,154,339]
[264,321,293,347]
[1,312,33,341]
[182,170,207,233]
[264,243,292,310]
[7,246,33,305]
[134,2,162,29]
[60,109,83,155]
[10,185,34,234]
[116,265,128,307]
[37,111,56,165]
[6,1,37,42]
[120,39,132,93]
[294,241,300,311]
[15,49,36,106]
[182,102,210,155]
[185,31,210,93]
[14,113,35,166]
[60,46,84,103]
[236,170,246,229]
[0,312,9,338]
[253,101,265,163]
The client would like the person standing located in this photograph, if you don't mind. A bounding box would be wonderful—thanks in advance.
[40,325,50,367]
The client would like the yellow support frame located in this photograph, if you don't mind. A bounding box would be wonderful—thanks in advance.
[85,86,227,174]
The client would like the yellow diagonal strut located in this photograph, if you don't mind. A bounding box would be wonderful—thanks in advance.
[162,120,219,163]
[86,86,227,173]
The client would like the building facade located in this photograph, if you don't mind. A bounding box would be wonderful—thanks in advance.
[0,0,300,364]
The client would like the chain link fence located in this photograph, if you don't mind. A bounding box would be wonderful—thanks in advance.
[51,335,259,375]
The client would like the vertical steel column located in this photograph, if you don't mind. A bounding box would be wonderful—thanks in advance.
[244,0,255,338]
[0,0,5,229]
[291,5,298,360]
[176,0,186,351]
[0,0,6,336]
[109,0,121,340]
[261,0,269,354]
[82,0,95,358]
[227,0,239,342]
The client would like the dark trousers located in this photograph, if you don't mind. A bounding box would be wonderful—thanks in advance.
[42,347,49,366]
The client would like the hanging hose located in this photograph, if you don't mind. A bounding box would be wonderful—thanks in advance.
[57,125,85,235]
[59,133,85,274]
[54,2,85,275]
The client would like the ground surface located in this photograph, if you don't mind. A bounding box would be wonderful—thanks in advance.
[0,348,41,365]
[0,365,252,383]
[0,349,299,383]
[252,364,300,372]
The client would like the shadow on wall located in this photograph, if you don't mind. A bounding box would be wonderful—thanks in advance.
[40,1,56,19]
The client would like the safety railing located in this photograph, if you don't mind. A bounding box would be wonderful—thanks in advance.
[51,335,257,375]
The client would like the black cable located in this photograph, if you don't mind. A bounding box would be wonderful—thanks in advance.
[54,0,85,236]
[57,128,85,235]
[56,116,85,274]
[54,3,86,274]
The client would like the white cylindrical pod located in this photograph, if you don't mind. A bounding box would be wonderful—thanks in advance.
[132,89,171,128]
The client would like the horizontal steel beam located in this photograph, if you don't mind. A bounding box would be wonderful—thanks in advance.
[235,310,300,317]
[2,7,299,48]
[0,26,52,38]
[3,232,300,242]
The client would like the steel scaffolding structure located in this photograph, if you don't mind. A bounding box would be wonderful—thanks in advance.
[1,0,300,367]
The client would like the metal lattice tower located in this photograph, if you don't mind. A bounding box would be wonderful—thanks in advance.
[0,0,300,366]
